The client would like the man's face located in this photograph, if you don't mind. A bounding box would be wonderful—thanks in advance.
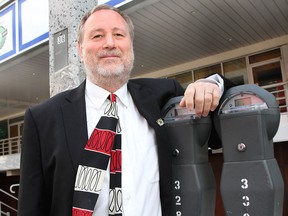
[78,9,134,83]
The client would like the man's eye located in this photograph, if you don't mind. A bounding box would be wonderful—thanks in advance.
[115,33,124,37]
[94,35,103,38]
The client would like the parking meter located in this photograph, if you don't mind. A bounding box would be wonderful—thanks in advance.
[214,84,284,216]
[162,96,216,216]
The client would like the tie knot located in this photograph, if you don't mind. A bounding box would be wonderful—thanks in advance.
[105,94,118,119]
[110,93,117,103]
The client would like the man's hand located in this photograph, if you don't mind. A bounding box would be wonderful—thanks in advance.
[179,82,221,117]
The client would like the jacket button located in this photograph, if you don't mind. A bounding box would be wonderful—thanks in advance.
[172,149,179,157]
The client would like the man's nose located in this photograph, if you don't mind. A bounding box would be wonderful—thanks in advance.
[103,35,115,49]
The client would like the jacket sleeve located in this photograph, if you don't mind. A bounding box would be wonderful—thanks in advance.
[18,108,50,216]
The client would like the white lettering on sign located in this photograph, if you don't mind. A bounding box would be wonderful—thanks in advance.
[57,34,65,45]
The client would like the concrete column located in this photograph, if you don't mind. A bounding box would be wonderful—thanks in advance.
[49,0,98,96]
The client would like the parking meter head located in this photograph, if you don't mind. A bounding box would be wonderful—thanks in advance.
[214,84,280,140]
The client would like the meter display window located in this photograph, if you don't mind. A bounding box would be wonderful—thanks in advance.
[221,93,268,114]
[235,97,252,107]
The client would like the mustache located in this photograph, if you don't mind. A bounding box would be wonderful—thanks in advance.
[97,50,122,58]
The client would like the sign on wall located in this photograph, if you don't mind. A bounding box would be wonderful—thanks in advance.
[18,0,49,51]
[0,0,49,63]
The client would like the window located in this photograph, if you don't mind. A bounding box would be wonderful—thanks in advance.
[168,71,192,88]
[194,64,221,81]
[223,58,247,85]
[249,49,281,64]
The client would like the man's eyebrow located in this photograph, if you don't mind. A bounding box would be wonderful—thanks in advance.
[88,27,126,33]
[89,28,104,33]
[113,27,126,32]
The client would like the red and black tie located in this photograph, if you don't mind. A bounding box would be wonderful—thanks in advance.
[72,94,122,216]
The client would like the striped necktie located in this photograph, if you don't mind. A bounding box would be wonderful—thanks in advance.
[72,93,122,216]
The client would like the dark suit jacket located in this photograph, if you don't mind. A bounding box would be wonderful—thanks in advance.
[18,78,185,216]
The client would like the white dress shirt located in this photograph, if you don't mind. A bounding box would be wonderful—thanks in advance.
[85,79,161,216]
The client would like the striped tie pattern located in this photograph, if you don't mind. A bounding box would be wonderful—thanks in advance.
[72,94,122,216]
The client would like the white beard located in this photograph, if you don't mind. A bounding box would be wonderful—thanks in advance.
[84,49,134,90]
[95,59,126,77]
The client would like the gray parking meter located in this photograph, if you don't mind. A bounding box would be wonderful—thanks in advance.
[162,96,216,216]
[214,84,284,216]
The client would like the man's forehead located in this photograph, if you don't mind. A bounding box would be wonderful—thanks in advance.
[85,10,128,30]
[89,10,125,23]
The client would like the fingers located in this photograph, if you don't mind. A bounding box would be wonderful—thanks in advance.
[209,88,220,111]
[180,84,196,110]
[180,82,220,117]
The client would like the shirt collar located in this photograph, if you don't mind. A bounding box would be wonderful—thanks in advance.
[85,79,129,109]
[114,84,129,108]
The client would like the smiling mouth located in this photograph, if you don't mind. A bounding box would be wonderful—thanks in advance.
[99,56,121,64]
[98,50,121,57]
[100,57,121,64]
[101,56,119,59]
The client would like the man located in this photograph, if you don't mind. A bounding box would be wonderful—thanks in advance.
[18,4,226,216]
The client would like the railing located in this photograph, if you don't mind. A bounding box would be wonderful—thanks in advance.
[261,81,288,113]
[0,186,18,216]
[0,136,21,156]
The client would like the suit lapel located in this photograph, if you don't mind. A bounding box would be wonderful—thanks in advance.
[61,81,88,171]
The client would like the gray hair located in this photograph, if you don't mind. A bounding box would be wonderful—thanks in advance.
[78,4,134,43]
